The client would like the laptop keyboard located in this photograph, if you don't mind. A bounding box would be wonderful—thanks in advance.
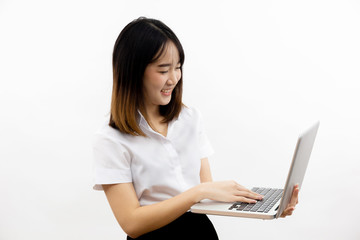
[228,187,283,213]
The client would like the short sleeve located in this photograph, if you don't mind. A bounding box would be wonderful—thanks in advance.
[92,133,132,190]
[195,108,215,159]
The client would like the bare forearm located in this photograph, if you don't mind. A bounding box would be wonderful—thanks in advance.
[200,158,213,183]
[122,181,263,238]
[124,186,202,238]
[105,180,262,238]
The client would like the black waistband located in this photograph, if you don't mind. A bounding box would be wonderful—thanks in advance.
[127,212,218,240]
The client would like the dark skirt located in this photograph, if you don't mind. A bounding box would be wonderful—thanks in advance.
[127,212,218,240]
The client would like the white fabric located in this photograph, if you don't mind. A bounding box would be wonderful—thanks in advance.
[92,106,214,206]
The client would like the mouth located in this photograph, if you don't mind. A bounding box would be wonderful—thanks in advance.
[161,88,173,96]
[161,89,172,93]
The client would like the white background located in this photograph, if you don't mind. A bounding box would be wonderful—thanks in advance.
[1,0,359,239]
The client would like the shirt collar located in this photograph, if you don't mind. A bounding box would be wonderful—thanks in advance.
[136,110,149,130]
[136,108,183,136]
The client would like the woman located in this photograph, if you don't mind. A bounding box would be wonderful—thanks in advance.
[93,17,299,239]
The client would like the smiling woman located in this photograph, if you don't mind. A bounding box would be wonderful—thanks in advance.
[92,17,295,240]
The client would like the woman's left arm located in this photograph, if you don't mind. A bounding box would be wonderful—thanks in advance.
[200,158,213,183]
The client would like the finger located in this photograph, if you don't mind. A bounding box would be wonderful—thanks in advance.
[234,196,258,204]
[235,185,263,199]
[281,207,295,217]
[236,190,263,200]
[289,185,300,206]
[281,210,292,218]
[249,189,264,199]
[235,184,257,193]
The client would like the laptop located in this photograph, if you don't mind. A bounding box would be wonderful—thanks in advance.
[191,122,320,219]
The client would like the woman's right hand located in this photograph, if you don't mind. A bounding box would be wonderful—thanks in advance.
[197,180,263,203]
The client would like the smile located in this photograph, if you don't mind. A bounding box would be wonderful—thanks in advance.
[161,89,172,93]
[161,89,172,96]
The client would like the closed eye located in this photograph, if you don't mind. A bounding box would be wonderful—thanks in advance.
[157,63,181,74]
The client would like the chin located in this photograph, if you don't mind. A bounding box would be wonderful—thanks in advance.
[160,101,171,106]
[158,96,172,106]
[159,99,171,106]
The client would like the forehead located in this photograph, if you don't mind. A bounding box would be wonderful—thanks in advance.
[154,41,180,64]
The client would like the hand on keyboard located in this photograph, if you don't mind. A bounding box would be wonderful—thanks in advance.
[229,187,283,213]
[198,180,263,203]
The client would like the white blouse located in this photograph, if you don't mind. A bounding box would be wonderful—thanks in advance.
[92,106,214,206]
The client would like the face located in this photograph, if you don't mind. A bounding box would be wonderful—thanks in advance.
[142,41,181,111]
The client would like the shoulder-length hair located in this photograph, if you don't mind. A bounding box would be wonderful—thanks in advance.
[110,17,185,136]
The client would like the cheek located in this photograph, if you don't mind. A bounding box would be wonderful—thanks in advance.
[152,75,167,89]
[177,71,182,81]
[144,74,167,92]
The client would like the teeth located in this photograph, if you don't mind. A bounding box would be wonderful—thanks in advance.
[161,89,171,93]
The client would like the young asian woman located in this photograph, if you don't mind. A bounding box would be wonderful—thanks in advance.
[92,17,299,240]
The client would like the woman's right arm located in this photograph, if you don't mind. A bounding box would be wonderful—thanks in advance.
[103,181,262,238]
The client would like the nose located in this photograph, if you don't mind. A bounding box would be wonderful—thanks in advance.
[167,69,179,85]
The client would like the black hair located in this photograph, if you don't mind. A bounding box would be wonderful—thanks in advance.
[110,17,185,135]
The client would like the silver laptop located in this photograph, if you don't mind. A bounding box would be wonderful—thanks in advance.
[191,122,320,219]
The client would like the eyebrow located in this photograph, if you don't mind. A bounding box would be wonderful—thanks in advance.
[157,61,181,68]
[157,63,171,68]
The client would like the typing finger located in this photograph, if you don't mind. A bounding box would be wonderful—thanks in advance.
[236,190,263,200]
[236,185,263,199]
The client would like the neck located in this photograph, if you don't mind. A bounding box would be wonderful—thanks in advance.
[141,102,164,125]
[141,103,168,137]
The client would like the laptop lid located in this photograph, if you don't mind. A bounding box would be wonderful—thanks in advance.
[276,121,320,218]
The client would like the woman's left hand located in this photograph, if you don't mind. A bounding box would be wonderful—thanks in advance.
[280,184,299,218]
